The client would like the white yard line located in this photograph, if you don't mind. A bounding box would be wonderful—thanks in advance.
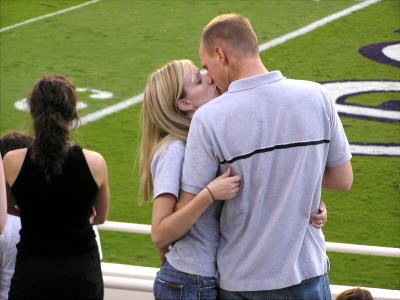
[76,0,381,127]
[0,0,101,33]
[78,93,144,127]
[258,0,381,52]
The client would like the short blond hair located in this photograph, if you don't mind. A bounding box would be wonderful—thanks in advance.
[201,14,259,57]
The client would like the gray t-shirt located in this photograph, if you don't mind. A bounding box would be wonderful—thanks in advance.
[151,139,221,277]
[181,71,352,291]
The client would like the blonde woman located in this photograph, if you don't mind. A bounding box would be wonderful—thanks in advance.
[140,60,327,300]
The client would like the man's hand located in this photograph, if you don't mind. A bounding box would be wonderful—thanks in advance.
[309,201,327,229]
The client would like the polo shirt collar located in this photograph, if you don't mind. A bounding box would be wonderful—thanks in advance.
[227,71,285,93]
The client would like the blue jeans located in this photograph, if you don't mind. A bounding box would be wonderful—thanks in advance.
[154,259,218,300]
[219,274,331,300]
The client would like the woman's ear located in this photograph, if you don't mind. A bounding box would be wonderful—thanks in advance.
[177,99,193,112]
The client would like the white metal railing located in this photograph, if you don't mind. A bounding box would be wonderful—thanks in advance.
[101,262,400,300]
[98,221,400,300]
[103,276,153,292]
[98,221,400,258]
[99,221,151,235]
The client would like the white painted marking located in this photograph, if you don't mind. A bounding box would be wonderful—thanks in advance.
[382,44,400,62]
[77,102,88,110]
[15,98,88,111]
[74,88,113,99]
[258,0,381,52]
[89,89,113,100]
[77,0,381,127]
[322,81,400,121]
[14,99,28,111]
[78,93,144,127]
[350,144,400,156]
[14,87,112,112]
[0,0,101,33]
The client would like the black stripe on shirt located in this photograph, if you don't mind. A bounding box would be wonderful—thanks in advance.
[219,139,330,164]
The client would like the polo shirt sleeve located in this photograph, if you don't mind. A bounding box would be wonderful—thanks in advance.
[181,111,219,195]
[151,141,185,200]
[323,88,352,167]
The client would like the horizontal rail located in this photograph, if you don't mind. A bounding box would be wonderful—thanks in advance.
[102,263,400,300]
[103,276,153,292]
[99,221,151,234]
[326,242,400,258]
[98,221,400,258]
[103,279,400,300]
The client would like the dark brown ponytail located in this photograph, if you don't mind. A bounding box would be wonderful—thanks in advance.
[28,76,78,181]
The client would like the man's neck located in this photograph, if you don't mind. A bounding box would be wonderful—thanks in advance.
[229,56,268,83]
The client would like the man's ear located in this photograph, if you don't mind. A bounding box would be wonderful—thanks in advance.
[215,46,228,65]
[177,98,193,112]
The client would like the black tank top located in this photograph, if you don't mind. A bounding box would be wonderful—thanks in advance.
[11,144,99,256]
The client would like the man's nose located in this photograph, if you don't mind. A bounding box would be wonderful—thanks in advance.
[205,75,213,84]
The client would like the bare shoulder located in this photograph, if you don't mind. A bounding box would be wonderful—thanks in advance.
[82,148,107,187]
[3,148,28,186]
[82,149,106,165]
[3,148,28,167]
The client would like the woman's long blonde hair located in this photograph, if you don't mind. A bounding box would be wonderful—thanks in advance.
[140,60,195,202]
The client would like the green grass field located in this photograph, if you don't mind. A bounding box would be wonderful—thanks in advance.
[1,0,399,290]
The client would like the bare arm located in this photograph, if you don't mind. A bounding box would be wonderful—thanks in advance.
[0,155,6,233]
[322,161,353,192]
[151,168,240,249]
[83,150,110,225]
[92,175,109,225]
[174,192,192,211]
[151,190,211,249]
[2,149,26,233]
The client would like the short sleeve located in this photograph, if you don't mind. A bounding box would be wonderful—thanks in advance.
[151,140,185,199]
[181,110,219,194]
[323,88,352,167]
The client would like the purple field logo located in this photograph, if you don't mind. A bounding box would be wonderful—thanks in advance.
[359,41,400,68]
[322,81,400,124]
[322,35,400,157]
[321,81,399,157]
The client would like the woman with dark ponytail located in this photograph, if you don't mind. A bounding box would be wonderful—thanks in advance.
[29,76,78,182]
[3,75,109,299]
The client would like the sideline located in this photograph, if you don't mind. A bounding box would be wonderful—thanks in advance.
[0,0,101,33]
[78,0,381,127]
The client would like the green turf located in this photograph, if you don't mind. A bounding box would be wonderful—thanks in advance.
[328,253,400,290]
[342,117,400,144]
[1,0,399,290]
[0,0,86,28]
[345,92,399,107]
[0,0,356,133]
[322,157,399,248]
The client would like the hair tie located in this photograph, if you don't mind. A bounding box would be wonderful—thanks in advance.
[206,186,215,202]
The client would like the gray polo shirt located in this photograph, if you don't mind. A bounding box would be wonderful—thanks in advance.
[151,139,221,277]
[181,71,352,291]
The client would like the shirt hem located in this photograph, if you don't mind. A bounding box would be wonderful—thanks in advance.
[219,269,326,291]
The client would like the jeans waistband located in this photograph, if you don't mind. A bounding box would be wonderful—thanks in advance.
[161,259,217,281]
